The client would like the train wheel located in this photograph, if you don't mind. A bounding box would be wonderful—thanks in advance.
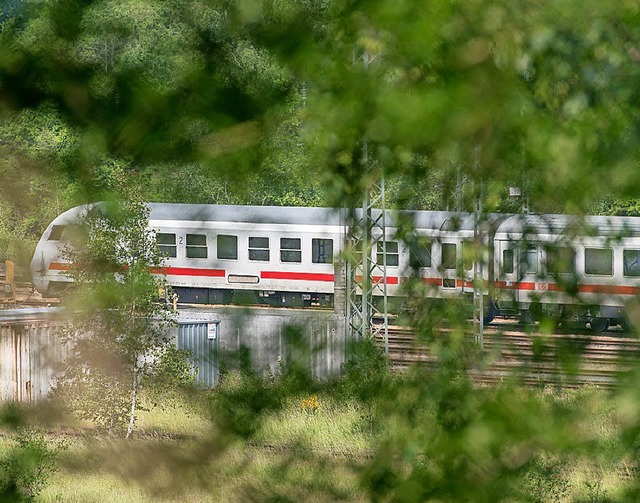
[590,317,609,333]
[619,318,633,333]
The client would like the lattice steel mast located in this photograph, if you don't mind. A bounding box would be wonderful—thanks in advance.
[472,147,484,349]
[345,50,389,355]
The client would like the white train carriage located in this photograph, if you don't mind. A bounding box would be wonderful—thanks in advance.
[146,204,343,307]
[30,204,504,313]
[493,214,640,330]
[31,203,346,308]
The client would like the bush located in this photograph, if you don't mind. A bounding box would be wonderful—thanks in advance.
[0,429,66,502]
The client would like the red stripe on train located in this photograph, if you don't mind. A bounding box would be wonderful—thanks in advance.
[578,284,640,295]
[261,271,335,282]
[152,266,225,277]
[49,262,72,271]
[495,281,536,291]
[373,275,399,285]
[354,275,399,285]
[420,277,486,288]
[496,281,640,295]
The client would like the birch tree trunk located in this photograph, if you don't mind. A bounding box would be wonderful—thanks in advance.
[126,366,139,439]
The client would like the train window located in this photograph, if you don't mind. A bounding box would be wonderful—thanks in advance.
[585,248,613,276]
[623,249,640,277]
[462,242,474,271]
[376,241,399,267]
[520,246,538,274]
[409,238,432,269]
[281,238,301,262]
[249,237,270,262]
[156,233,177,258]
[502,249,514,274]
[546,246,575,274]
[312,238,333,264]
[186,234,208,259]
[217,234,237,260]
[441,243,456,270]
[48,225,65,241]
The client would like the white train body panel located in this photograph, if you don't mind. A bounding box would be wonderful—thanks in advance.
[150,219,341,294]
[493,214,640,321]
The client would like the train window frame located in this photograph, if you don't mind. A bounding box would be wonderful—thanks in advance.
[48,225,65,241]
[248,236,270,262]
[584,247,613,276]
[520,246,538,275]
[186,234,208,259]
[409,237,432,269]
[441,243,457,270]
[156,232,177,258]
[623,249,640,277]
[546,245,576,275]
[312,238,333,264]
[376,241,399,267]
[502,249,514,275]
[462,241,474,272]
[280,237,302,263]
[217,234,238,260]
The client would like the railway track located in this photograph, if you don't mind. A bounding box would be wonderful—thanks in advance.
[374,322,640,388]
[1,261,60,308]
[0,281,59,308]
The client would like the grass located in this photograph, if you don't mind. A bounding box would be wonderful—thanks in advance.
[34,434,366,502]
[27,394,371,502]
[256,395,374,455]
[2,385,639,501]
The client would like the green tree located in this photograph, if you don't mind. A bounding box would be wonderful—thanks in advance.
[0,102,79,267]
[53,199,177,438]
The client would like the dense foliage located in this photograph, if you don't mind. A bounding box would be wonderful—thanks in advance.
[1,0,640,500]
[1,0,640,265]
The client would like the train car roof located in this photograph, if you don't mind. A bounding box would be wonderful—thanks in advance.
[147,203,344,226]
[410,211,507,231]
[496,213,640,238]
[147,204,506,232]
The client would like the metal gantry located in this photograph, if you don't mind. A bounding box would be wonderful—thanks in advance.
[472,197,484,350]
[344,48,389,354]
[345,140,389,355]
[472,147,484,349]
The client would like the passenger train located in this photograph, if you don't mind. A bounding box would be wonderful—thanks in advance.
[30,203,640,331]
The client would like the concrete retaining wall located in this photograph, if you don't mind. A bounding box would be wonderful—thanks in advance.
[1,306,347,401]
[175,306,346,382]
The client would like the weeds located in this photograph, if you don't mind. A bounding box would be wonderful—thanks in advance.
[523,456,571,503]
[0,429,66,501]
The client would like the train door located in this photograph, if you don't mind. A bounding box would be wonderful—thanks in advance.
[461,241,475,294]
[495,240,519,311]
[440,241,458,291]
